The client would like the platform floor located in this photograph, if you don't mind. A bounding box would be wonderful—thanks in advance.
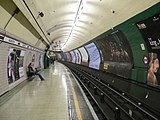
[0,62,96,120]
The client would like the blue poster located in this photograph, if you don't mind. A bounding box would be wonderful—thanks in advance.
[85,43,101,69]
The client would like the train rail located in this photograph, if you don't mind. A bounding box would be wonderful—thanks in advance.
[68,65,159,120]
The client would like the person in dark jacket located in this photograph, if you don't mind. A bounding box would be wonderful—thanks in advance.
[28,63,45,80]
[35,68,45,80]
[28,63,35,77]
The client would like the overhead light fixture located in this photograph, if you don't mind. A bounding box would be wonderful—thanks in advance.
[62,0,86,49]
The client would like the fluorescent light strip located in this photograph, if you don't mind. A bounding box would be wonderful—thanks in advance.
[62,0,86,49]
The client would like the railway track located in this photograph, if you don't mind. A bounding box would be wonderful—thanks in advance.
[69,66,159,120]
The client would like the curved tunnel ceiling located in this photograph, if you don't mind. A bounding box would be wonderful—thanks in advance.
[47,23,72,34]
[13,0,159,51]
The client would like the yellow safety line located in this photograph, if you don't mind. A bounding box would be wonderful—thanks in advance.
[66,69,83,120]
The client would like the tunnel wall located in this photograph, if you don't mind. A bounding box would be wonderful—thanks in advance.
[0,33,45,96]
[62,2,160,87]
[61,2,160,112]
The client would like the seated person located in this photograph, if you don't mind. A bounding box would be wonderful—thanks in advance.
[35,68,45,80]
[28,63,44,80]
[28,63,35,77]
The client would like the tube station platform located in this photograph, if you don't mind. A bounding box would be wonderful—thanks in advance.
[0,62,98,120]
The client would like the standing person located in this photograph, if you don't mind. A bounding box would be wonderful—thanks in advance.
[147,53,159,85]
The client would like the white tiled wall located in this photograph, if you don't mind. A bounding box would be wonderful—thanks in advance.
[0,43,45,95]
[0,43,9,95]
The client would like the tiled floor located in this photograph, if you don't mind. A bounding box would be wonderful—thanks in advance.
[0,63,69,120]
[0,62,96,120]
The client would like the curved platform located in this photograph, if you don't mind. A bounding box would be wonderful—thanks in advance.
[0,62,96,120]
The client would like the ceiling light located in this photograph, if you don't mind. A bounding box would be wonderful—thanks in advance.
[62,0,87,49]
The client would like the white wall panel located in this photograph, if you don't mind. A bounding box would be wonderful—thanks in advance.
[0,43,9,95]
[0,41,44,95]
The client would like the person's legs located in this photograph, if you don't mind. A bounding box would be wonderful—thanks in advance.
[36,73,44,80]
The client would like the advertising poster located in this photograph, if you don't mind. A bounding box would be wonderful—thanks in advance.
[19,50,25,78]
[66,52,72,62]
[7,48,25,84]
[39,54,42,68]
[78,47,89,66]
[65,52,69,61]
[25,51,32,66]
[32,52,41,68]
[40,54,44,69]
[31,53,36,67]
[85,43,101,69]
[57,53,62,60]
[70,51,76,63]
[136,13,160,86]
[63,52,67,61]
[96,30,133,78]
[74,49,81,64]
